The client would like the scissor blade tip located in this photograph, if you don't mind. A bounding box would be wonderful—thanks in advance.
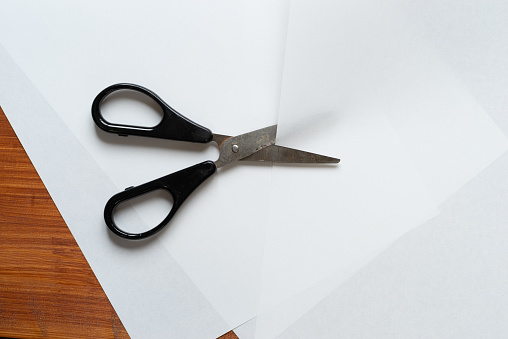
[323,157,340,163]
[315,154,340,163]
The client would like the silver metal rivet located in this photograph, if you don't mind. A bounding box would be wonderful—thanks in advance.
[232,144,239,153]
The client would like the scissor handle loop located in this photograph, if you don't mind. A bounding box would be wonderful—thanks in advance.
[105,161,217,239]
[92,83,213,143]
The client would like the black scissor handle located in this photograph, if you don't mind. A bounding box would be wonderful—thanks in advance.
[105,161,217,240]
[92,83,213,143]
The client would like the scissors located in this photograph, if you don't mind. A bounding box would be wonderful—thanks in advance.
[92,83,339,240]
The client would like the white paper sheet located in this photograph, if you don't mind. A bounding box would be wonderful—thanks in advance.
[258,110,439,313]
[394,0,508,151]
[275,0,507,206]
[0,0,289,330]
[252,245,386,339]
[247,0,508,337]
[0,46,229,339]
[277,151,508,338]
[272,1,508,337]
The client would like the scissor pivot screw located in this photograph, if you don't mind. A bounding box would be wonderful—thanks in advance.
[232,144,239,153]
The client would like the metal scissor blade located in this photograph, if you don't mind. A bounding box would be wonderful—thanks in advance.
[240,145,340,163]
[214,125,277,168]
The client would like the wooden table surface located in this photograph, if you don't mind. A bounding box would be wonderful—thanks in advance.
[0,107,237,339]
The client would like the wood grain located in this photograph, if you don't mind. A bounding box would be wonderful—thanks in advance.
[0,107,238,339]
